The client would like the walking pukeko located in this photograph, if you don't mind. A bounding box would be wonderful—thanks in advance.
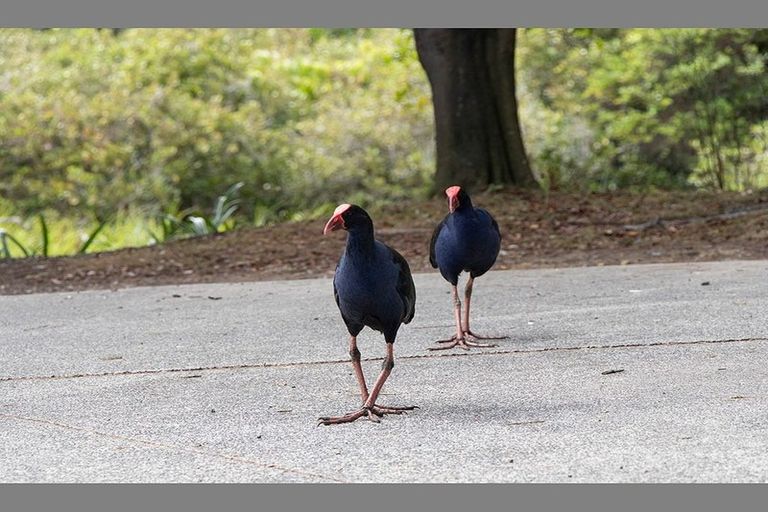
[428,185,507,350]
[318,204,418,425]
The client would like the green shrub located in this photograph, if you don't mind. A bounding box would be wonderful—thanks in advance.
[518,28,768,191]
[0,28,435,223]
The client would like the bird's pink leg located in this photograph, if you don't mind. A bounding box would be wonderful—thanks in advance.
[449,284,464,341]
[348,336,369,403]
[461,277,473,335]
[364,344,417,415]
[462,276,508,343]
[318,343,417,426]
[429,285,465,348]
[429,283,499,350]
[453,286,464,340]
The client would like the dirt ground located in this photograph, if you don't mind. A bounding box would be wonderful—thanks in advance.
[1,189,767,296]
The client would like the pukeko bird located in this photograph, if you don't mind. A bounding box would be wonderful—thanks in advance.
[428,185,507,350]
[318,203,418,425]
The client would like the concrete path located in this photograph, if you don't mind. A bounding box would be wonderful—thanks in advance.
[1,260,767,482]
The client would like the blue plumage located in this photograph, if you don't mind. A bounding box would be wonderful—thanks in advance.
[318,203,417,425]
[430,189,501,285]
[334,236,415,343]
[427,186,506,351]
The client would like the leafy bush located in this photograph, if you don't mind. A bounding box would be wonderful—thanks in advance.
[517,28,768,191]
[0,211,107,258]
[0,28,434,222]
[148,181,244,242]
[3,28,768,259]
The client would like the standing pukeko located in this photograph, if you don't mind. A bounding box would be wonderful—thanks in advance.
[318,204,418,425]
[428,185,508,350]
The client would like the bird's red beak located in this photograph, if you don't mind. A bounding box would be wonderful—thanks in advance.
[445,186,461,213]
[323,204,351,235]
[323,215,344,235]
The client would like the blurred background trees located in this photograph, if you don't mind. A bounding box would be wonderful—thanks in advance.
[517,28,768,192]
[0,29,433,224]
[415,29,536,191]
[1,28,767,257]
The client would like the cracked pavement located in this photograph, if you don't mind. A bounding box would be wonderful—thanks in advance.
[1,260,767,482]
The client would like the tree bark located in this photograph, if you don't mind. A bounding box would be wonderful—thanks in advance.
[414,28,537,192]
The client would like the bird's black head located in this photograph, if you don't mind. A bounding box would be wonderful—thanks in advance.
[323,204,373,235]
[445,185,472,213]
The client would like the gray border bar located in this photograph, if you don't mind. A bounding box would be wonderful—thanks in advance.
[3,483,768,512]
[3,0,768,510]
[1,0,767,27]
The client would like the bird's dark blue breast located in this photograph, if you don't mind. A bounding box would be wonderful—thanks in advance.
[433,208,501,284]
[334,241,411,340]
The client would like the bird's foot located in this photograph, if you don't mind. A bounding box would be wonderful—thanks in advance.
[464,330,509,342]
[370,403,419,416]
[427,335,498,351]
[434,334,462,344]
[317,407,377,426]
[317,404,417,426]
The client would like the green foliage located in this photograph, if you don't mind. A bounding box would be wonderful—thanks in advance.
[518,28,768,191]
[174,181,243,238]
[0,28,434,222]
[147,213,185,245]
[38,213,49,257]
[1,181,249,257]
[78,219,109,254]
[0,211,110,258]
[4,28,768,259]
[208,181,243,232]
[0,229,29,258]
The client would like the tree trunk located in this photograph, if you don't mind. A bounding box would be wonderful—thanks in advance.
[414,28,537,192]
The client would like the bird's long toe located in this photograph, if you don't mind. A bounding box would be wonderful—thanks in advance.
[464,330,508,342]
[371,404,418,415]
[461,338,498,348]
[317,407,380,426]
[435,335,460,344]
[317,403,417,426]
[428,335,499,351]
[427,338,465,351]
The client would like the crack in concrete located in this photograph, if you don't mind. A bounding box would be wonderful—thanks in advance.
[1,336,765,384]
[0,412,347,483]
